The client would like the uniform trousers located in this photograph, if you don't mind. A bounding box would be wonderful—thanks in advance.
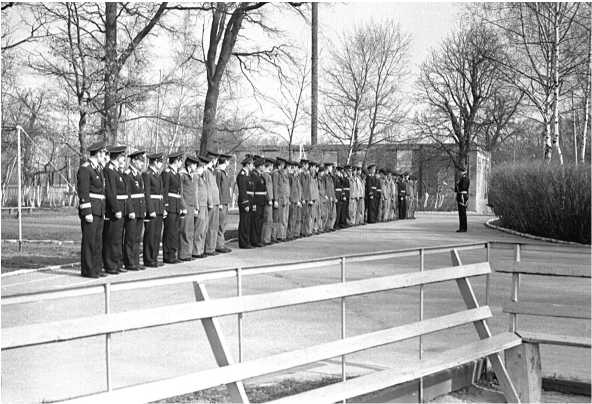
[312,201,321,233]
[320,199,329,231]
[238,205,252,248]
[179,208,195,259]
[262,203,273,244]
[288,203,301,238]
[273,202,289,240]
[357,198,364,224]
[124,216,143,269]
[458,202,467,231]
[392,198,398,220]
[347,198,357,225]
[81,215,104,277]
[163,212,180,262]
[327,202,336,231]
[398,196,407,219]
[193,207,208,255]
[205,205,219,253]
[216,204,229,250]
[103,216,124,271]
[301,203,312,236]
[143,215,162,265]
[366,197,379,223]
[382,199,391,222]
[250,204,264,245]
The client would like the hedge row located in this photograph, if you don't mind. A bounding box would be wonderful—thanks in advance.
[488,162,591,244]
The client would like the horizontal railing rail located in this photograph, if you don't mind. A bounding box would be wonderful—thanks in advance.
[1,241,489,306]
[2,263,491,350]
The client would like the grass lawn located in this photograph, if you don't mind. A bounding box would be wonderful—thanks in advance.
[1,208,240,273]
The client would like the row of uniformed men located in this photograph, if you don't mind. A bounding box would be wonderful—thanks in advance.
[76,141,233,278]
[234,155,417,249]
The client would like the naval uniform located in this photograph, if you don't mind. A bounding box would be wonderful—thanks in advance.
[143,166,164,266]
[123,166,146,270]
[236,167,254,248]
[455,174,470,232]
[103,162,127,273]
[77,159,105,278]
[162,166,184,263]
[251,168,266,246]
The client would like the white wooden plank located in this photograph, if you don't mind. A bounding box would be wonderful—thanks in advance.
[494,265,590,278]
[57,307,492,404]
[193,283,249,403]
[2,263,491,349]
[517,331,591,348]
[268,332,522,404]
[503,302,590,319]
[451,249,521,403]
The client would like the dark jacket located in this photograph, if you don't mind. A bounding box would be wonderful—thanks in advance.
[143,166,164,216]
[236,167,254,208]
[252,169,267,206]
[161,166,184,214]
[76,159,105,218]
[124,166,146,217]
[103,162,127,219]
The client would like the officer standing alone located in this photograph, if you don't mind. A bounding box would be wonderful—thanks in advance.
[455,165,470,232]
[77,141,108,278]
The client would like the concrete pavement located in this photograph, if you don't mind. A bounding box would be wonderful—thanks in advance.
[2,214,590,403]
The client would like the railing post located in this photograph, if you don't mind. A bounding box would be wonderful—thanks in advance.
[510,245,520,333]
[340,256,346,404]
[485,242,491,305]
[418,248,424,404]
[236,267,243,363]
[104,283,112,392]
[16,125,23,253]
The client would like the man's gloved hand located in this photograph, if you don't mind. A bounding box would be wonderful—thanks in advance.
[85,214,93,223]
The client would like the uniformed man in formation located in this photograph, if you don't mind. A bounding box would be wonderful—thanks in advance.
[77,146,419,277]
[76,147,238,278]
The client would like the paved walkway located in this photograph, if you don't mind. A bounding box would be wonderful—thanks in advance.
[2,214,590,403]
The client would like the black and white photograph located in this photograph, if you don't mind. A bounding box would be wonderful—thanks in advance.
[1,1,591,403]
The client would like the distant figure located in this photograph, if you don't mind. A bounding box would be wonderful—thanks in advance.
[455,165,470,232]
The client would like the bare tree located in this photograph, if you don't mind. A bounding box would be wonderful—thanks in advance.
[102,2,168,144]
[320,21,409,164]
[1,2,48,50]
[415,24,505,170]
[167,2,306,155]
[266,56,310,160]
[477,3,585,163]
[364,20,411,163]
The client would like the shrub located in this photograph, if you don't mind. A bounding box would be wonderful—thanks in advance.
[488,162,591,244]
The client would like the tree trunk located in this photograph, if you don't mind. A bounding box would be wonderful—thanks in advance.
[311,2,318,146]
[103,2,118,144]
[552,2,563,165]
[543,114,553,160]
[200,83,220,155]
[581,8,592,164]
[78,108,87,157]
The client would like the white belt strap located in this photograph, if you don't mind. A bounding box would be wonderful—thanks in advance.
[460,191,468,194]
[131,193,144,199]
[255,191,267,195]
[150,195,163,200]
[168,192,181,198]
[116,194,128,200]
[79,202,91,209]
[89,193,105,200]
[246,191,255,195]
